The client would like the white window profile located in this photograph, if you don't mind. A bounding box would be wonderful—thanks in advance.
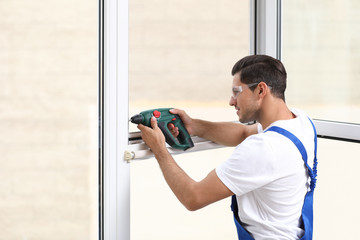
[99,0,360,239]
[250,0,360,143]
[99,0,130,239]
[250,0,282,59]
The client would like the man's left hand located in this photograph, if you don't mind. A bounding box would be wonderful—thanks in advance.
[137,117,167,154]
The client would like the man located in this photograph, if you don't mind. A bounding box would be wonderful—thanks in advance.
[137,55,317,240]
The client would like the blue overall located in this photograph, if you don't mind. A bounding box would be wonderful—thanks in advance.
[231,118,318,240]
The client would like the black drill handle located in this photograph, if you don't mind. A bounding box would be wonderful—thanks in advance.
[158,121,194,151]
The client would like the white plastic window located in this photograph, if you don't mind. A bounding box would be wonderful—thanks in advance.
[282,1,360,238]
[128,1,249,239]
[101,0,360,239]
[283,1,360,124]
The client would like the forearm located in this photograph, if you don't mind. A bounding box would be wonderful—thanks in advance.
[153,148,201,211]
[193,119,258,146]
[138,116,232,210]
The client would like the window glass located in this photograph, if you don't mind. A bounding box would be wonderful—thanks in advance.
[0,0,98,239]
[283,0,360,123]
[283,2,360,239]
[129,0,249,239]
[131,147,236,240]
[314,139,360,239]
[129,0,249,115]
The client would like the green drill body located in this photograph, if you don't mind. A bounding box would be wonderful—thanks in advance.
[130,108,194,151]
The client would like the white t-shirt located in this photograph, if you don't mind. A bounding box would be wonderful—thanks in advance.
[216,109,315,240]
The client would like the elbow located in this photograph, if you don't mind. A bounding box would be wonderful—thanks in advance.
[182,188,204,211]
[184,200,201,212]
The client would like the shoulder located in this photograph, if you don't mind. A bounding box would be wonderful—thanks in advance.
[235,132,274,156]
[285,108,316,144]
[227,133,279,173]
[261,108,316,166]
[261,108,315,139]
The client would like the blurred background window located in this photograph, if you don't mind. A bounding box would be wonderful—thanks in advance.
[283,0,360,124]
[128,1,249,239]
[128,0,249,118]
[0,0,98,239]
[3,0,359,239]
[283,1,360,239]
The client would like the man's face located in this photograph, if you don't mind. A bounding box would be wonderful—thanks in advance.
[229,73,259,123]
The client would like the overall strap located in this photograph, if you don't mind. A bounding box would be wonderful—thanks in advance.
[231,195,255,240]
[265,117,318,191]
[307,118,318,191]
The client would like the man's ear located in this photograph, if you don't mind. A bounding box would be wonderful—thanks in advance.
[257,82,268,98]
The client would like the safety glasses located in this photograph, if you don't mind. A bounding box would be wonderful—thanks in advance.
[231,82,260,99]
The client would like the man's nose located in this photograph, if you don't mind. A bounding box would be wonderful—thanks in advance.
[229,96,236,106]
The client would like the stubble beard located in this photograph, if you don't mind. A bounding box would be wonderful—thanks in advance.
[238,107,258,124]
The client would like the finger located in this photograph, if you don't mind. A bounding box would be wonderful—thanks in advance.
[137,124,145,131]
[168,124,179,136]
[170,108,188,121]
[169,108,181,114]
[170,126,178,134]
[150,116,158,129]
[167,123,175,130]
[171,127,179,137]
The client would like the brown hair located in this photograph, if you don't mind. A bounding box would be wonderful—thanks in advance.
[231,55,287,101]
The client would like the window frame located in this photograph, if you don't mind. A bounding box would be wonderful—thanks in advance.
[251,0,360,143]
[99,0,130,239]
[99,0,360,239]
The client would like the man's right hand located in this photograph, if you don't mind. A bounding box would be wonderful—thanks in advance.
[168,108,195,137]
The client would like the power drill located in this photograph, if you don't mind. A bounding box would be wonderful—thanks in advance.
[130,108,194,151]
